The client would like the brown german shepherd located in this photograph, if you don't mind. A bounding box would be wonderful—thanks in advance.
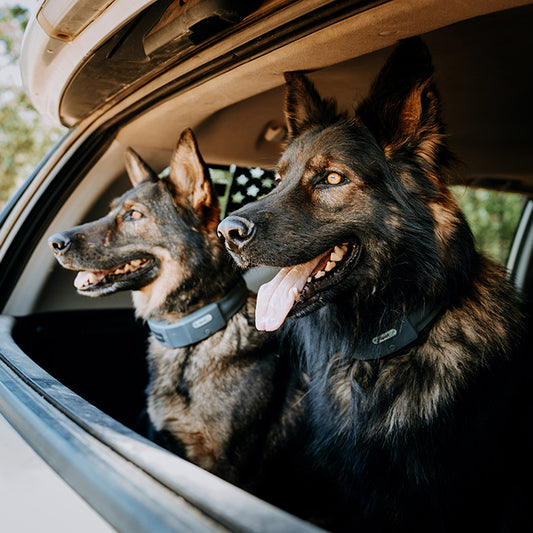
[218,39,530,532]
[48,129,337,522]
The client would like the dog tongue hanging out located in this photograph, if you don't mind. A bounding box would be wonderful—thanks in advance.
[255,244,350,331]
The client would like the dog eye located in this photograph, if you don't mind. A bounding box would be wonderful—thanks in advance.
[325,172,345,186]
[125,210,143,221]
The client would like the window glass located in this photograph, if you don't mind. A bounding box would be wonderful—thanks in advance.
[451,187,525,265]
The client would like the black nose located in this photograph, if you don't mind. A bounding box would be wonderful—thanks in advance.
[217,216,256,249]
[48,232,71,255]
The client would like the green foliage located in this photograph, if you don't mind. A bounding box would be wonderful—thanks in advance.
[0,89,65,206]
[0,5,29,61]
[451,186,525,265]
[0,3,67,210]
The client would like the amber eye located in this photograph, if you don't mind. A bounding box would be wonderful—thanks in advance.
[326,172,343,185]
[128,210,143,220]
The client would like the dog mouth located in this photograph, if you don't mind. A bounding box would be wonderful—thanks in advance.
[255,241,360,331]
[74,257,155,295]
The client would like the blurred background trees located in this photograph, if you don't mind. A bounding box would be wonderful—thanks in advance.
[452,186,524,264]
[0,2,65,209]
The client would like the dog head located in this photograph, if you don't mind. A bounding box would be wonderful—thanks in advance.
[49,128,231,315]
[218,38,474,330]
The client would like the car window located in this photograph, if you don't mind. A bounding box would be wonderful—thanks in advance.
[451,187,525,266]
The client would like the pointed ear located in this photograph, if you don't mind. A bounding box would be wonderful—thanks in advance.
[284,72,340,139]
[168,128,219,224]
[355,38,441,151]
[124,148,158,187]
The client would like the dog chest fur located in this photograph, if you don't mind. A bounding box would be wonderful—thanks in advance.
[145,300,279,475]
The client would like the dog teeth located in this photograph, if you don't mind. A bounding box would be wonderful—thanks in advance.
[304,243,351,285]
[111,258,147,276]
[330,246,345,262]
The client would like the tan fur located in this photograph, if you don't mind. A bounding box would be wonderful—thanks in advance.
[430,200,461,249]
[132,248,186,318]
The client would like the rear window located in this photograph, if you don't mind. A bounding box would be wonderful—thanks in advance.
[451,187,525,265]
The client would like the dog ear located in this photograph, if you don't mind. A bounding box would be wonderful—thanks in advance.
[124,148,158,186]
[284,72,340,139]
[168,128,220,223]
[356,38,442,154]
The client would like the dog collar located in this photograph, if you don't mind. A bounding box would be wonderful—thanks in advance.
[353,301,445,360]
[147,280,248,348]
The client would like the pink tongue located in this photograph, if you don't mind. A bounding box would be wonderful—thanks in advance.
[255,252,328,331]
[74,271,105,289]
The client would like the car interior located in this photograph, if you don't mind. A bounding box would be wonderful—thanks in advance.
[5,0,533,472]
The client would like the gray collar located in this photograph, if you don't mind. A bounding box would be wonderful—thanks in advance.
[147,280,248,348]
[354,301,445,360]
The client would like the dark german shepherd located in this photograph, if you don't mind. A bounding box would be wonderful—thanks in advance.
[218,39,530,532]
[47,129,335,520]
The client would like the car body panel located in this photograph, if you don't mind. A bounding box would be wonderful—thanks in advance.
[0,413,114,533]
[22,0,532,129]
[20,0,158,125]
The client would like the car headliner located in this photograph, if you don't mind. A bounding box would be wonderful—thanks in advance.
[116,1,533,192]
[22,0,533,193]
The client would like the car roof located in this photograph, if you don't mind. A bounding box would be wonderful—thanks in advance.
[21,0,533,192]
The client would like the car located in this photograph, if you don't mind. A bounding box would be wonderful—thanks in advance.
[1,0,532,531]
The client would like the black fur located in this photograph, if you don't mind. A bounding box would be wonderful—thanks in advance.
[218,39,530,532]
